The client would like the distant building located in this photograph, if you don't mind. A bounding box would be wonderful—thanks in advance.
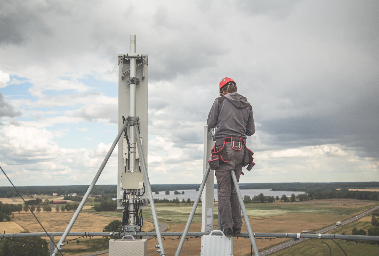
[52,193,58,196]
[72,193,77,197]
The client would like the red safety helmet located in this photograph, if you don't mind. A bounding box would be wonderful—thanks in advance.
[219,77,236,93]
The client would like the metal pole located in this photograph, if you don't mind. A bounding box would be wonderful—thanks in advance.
[175,165,211,256]
[231,170,259,256]
[201,126,214,233]
[134,125,165,256]
[2,231,379,241]
[218,209,221,230]
[129,35,137,172]
[50,235,54,256]
[52,120,129,256]
[129,35,137,225]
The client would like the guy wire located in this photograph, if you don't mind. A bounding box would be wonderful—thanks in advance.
[0,166,64,256]
[331,239,348,256]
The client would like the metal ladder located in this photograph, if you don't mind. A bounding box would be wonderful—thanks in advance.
[175,166,259,256]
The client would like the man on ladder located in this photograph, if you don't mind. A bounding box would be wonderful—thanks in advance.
[207,77,255,237]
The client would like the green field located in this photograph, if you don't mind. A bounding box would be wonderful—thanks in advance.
[270,203,379,256]
[272,239,378,256]
[84,199,375,223]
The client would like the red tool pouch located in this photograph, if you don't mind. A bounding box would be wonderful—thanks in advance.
[208,140,228,170]
[243,146,255,171]
[208,155,220,170]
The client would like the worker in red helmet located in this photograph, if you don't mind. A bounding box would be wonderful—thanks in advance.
[207,77,255,236]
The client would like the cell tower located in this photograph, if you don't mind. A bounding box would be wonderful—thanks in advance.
[51,35,165,256]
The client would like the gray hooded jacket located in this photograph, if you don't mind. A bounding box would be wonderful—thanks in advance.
[207,92,255,139]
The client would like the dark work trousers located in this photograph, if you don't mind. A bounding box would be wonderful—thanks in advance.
[215,141,245,230]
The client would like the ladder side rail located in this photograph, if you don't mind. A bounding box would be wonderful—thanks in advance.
[134,124,165,256]
[175,165,211,256]
[231,170,259,256]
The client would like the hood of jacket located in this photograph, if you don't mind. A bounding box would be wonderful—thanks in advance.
[224,92,250,109]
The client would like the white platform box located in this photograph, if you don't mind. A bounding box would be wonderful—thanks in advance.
[201,230,233,256]
[109,236,147,256]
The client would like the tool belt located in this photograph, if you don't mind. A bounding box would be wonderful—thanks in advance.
[208,136,255,171]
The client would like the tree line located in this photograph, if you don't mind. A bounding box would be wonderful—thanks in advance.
[242,193,311,203]
[307,189,379,201]
[94,200,116,211]
[153,198,192,204]
[264,182,379,192]
[0,185,116,198]
[0,200,82,221]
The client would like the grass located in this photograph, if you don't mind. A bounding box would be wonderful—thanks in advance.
[12,212,121,233]
[143,204,202,223]
[270,202,379,256]
[58,238,110,256]
[83,203,203,224]
[270,237,378,256]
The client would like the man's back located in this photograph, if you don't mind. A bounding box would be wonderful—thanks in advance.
[207,92,255,139]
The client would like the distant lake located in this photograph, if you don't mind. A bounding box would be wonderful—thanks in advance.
[152,189,305,201]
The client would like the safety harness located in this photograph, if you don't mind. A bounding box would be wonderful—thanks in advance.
[208,136,255,172]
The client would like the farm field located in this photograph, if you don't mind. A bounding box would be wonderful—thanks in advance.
[271,214,379,256]
[271,238,378,256]
[143,199,378,256]
[11,212,123,233]
[1,199,378,255]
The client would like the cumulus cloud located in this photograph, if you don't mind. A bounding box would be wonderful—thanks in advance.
[70,101,117,124]
[0,92,22,118]
[0,0,378,184]
[0,124,117,185]
[148,135,204,183]
[0,70,10,88]
[270,144,347,158]
[251,143,377,183]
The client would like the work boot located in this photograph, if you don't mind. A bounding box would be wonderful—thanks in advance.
[233,227,241,235]
[223,228,233,237]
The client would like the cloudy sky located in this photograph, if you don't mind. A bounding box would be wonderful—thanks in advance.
[0,0,378,186]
